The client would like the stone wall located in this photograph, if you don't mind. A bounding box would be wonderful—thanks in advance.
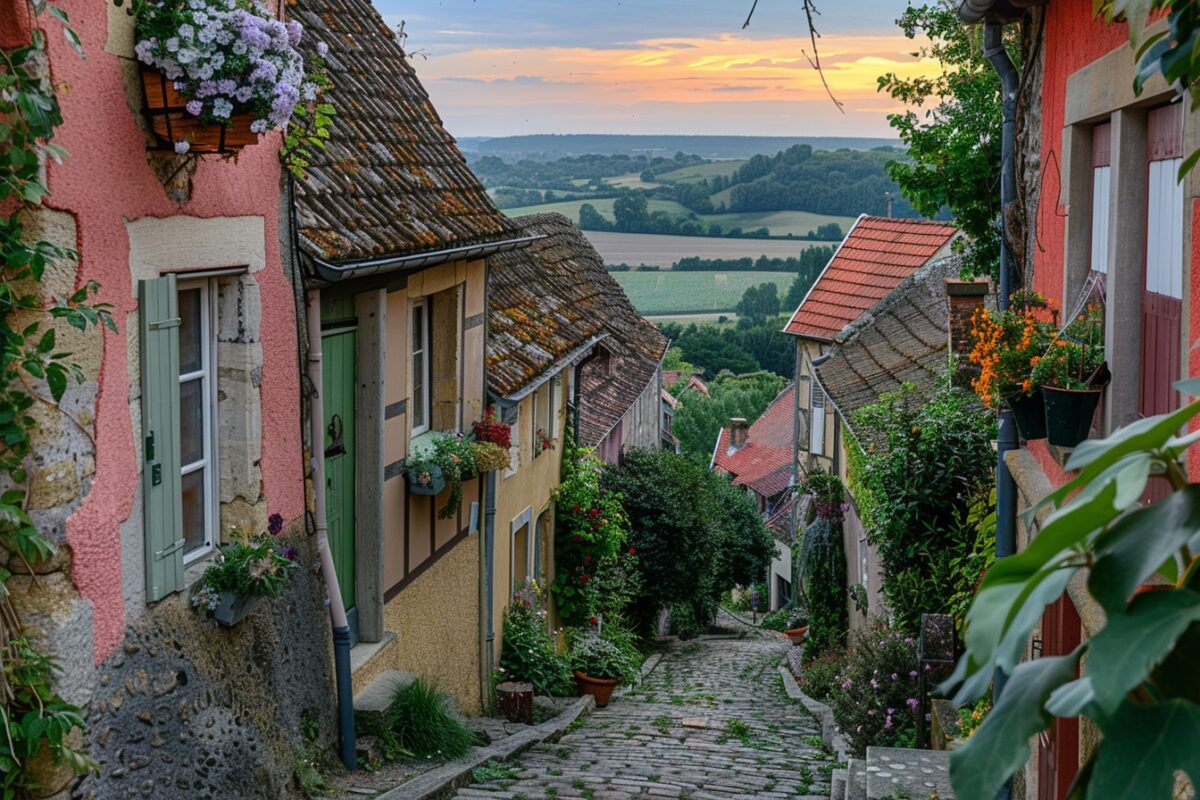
[74,525,337,800]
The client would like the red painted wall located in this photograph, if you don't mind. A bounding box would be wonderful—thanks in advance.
[1028,0,1200,482]
[35,3,304,662]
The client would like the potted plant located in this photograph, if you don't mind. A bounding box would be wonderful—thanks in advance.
[569,634,637,708]
[471,440,511,473]
[967,292,1057,441]
[1032,309,1106,448]
[191,518,297,626]
[404,454,445,496]
[430,433,477,519]
[130,0,315,154]
[472,407,512,449]
[784,609,810,646]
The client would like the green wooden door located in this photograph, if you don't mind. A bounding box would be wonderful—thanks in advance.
[322,327,357,639]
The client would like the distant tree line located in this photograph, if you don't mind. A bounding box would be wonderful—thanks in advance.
[471,151,704,191]
[580,196,773,239]
[673,249,832,274]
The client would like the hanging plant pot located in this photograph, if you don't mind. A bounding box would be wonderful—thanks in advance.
[211,592,262,627]
[140,67,259,154]
[1042,386,1102,448]
[574,671,619,708]
[406,463,446,496]
[1008,392,1047,442]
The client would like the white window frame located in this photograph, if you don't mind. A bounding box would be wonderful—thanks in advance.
[178,278,219,565]
[510,507,533,592]
[1089,164,1111,275]
[810,387,827,456]
[1145,156,1185,299]
[411,298,431,436]
[503,404,520,479]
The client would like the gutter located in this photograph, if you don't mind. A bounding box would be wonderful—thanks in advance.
[310,235,544,284]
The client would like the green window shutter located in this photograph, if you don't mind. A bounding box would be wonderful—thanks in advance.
[139,275,184,601]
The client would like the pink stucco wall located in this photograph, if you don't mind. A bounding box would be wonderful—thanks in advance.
[36,2,304,662]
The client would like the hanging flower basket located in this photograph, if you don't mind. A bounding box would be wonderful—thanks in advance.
[1008,391,1047,442]
[211,592,262,626]
[472,441,511,473]
[140,67,259,154]
[1042,385,1102,448]
[405,462,446,496]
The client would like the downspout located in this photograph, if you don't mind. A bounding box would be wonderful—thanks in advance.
[483,470,498,696]
[306,290,357,770]
[985,19,1020,708]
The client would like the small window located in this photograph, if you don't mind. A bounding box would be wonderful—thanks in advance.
[178,279,218,563]
[810,387,826,456]
[512,521,531,591]
[1090,122,1112,275]
[533,510,550,582]
[503,404,519,478]
[411,299,431,436]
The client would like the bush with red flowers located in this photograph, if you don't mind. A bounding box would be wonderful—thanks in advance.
[472,406,512,449]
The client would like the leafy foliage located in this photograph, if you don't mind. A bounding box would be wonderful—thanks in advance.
[940,385,1200,797]
[826,625,920,757]
[877,3,1016,279]
[846,380,996,635]
[551,439,630,626]
[568,634,640,684]
[498,582,571,696]
[734,282,781,324]
[800,517,848,663]
[796,647,846,702]
[667,370,787,462]
[356,678,478,763]
[189,527,297,615]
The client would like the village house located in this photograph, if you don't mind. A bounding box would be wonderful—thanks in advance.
[287,0,539,716]
[0,2,342,796]
[783,215,958,629]
[482,213,612,667]
[960,0,1200,796]
[710,384,797,612]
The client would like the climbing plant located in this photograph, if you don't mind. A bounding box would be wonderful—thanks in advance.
[2,4,112,793]
[796,469,848,663]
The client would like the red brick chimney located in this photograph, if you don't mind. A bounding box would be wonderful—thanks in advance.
[946,278,989,369]
[730,418,749,450]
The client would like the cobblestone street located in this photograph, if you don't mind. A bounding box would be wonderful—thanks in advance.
[453,618,834,800]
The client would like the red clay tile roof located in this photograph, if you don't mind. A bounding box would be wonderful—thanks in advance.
[289,0,517,265]
[783,216,958,341]
[711,383,795,499]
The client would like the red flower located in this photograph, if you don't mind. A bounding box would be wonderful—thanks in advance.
[572,534,582,542]
[580,574,591,585]
[628,547,636,555]
[572,504,580,514]
[589,616,599,626]
[584,554,592,563]
[588,508,600,518]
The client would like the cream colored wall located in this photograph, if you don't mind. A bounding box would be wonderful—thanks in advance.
[492,375,567,662]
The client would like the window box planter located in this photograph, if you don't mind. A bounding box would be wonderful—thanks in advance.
[1008,391,1047,442]
[405,463,446,496]
[140,67,259,154]
[211,592,262,626]
[574,670,619,708]
[1042,385,1103,448]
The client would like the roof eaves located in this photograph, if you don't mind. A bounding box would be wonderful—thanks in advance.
[311,234,543,284]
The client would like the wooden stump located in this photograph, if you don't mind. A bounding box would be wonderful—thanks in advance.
[496,681,534,724]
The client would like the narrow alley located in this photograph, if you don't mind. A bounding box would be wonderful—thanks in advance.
[453,616,835,800]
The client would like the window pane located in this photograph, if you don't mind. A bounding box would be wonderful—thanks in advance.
[180,377,205,465]
[513,524,529,590]
[412,304,424,347]
[412,351,426,429]
[181,468,208,556]
[179,287,203,374]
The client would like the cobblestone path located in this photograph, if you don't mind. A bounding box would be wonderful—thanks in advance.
[454,620,835,800]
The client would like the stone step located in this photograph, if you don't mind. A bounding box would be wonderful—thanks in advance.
[863,746,954,800]
[830,768,847,800]
[352,669,418,715]
[846,758,867,800]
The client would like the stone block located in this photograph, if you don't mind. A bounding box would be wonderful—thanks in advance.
[864,747,953,800]
[353,669,418,715]
[8,572,95,707]
[27,458,80,511]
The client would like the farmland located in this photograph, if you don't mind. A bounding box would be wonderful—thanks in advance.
[610,271,791,316]
[582,231,824,268]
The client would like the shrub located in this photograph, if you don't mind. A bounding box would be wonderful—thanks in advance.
[498,581,571,696]
[827,625,920,757]
[667,601,710,640]
[359,678,478,762]
[847,379,995,634]
[798,648,848,702]
[568,634,640,684]
[760,605,807,632]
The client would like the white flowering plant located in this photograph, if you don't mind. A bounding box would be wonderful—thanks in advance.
[129,0,318,140]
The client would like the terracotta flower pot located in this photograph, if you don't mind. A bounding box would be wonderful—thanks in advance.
[784,625,809,646]
[1042,385,1102,448]
[1008,392,1047,441]
[574,670,619,708]
[140,66,259,154]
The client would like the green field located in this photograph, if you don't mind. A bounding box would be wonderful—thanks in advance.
[611,271,792,315]
[503,197,855,239]
[656,160,746,184]
[605,171,661,189]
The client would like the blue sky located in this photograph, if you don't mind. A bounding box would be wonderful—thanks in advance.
[371,0,932,137]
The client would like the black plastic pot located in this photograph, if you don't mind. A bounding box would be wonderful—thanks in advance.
[1008,391,1047,441]
[405,463,446,495]
[1042,386,1102,448]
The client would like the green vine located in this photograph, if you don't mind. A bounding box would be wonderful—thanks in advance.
[2,3,112,794]
[280,51,335,179]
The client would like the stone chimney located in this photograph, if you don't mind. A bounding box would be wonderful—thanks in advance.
[946,279,989,384]
[730,418,749,450]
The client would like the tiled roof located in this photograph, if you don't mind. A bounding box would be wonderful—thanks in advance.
[814,256,960,434]
[489,215,666,445]
[765,495,796,542]
[288,0,517,265]
[486,216,610,398]
[711,384,796,500]
[784,216,958,340]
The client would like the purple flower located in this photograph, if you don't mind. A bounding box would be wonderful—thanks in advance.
[174,140,191,155]
[890,673,898,681]
[286,19,303,46]
[217,79,237,95]
[185,99,203,116]
[906,698,918,710]
[268,513,284,535]
[909,670,918,679]
[316,41,328,57]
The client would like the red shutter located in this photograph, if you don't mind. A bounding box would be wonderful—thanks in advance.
[1037,594,1082,800]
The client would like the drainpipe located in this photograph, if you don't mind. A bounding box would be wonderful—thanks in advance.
[985,20,1019,798]
[306,290,356,770]
[483,469,498,693]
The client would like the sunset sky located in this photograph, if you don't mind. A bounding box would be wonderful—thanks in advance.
[371,0,936,138]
